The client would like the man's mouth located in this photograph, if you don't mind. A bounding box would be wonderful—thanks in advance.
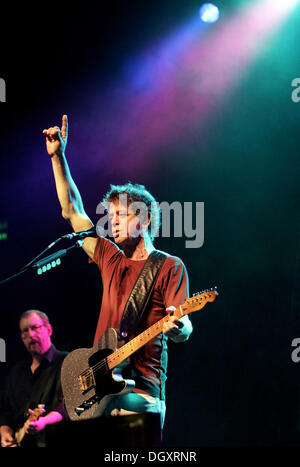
[113,229,128,237]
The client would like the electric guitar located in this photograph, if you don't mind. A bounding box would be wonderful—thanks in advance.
[61,288,218,421]
[14,404,45,447]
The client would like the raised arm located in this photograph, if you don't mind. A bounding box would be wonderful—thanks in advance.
[43,115,97,259]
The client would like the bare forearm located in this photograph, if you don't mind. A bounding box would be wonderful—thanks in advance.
[44,117,95,250]
[25,411,63,435]
[43,411,63,426]
[51,153,85,219]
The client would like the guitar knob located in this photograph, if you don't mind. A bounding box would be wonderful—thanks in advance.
[75,407,85,415]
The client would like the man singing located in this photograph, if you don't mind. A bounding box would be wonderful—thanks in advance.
[43,115,193,434]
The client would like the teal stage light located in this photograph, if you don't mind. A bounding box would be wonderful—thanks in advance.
[37,258,61,275]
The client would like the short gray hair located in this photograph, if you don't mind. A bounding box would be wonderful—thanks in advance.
[19,309,50,325]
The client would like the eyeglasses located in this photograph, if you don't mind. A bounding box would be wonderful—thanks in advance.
[20,324,46,337]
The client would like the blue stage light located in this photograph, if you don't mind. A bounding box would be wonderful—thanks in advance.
[199,3,220,24]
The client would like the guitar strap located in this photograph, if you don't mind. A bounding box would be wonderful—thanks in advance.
[119,250,168,342]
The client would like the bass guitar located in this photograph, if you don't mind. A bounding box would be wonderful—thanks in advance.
[61,288,218,420]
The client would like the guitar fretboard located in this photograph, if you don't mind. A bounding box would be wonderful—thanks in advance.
[106,307,184,370]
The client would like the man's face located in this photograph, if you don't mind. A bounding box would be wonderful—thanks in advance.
[108,199,143,245]
[20,313,52,356]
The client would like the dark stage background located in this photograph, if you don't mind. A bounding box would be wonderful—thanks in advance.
[0,0,299,446]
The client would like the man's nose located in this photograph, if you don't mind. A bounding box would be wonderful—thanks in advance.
[28,327,39,337]
[28,328,35,337]
[111,215,119,227]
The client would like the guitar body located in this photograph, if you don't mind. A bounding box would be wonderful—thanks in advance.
[61,288,218,421]
[61,328,135,421]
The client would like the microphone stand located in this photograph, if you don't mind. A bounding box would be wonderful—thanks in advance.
[0,234,85,285]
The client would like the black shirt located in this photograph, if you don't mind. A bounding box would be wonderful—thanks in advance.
[0,344,68,446]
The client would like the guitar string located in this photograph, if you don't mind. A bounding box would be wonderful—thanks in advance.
[78,295,209,382]
[78,302,200,380]
[78,306,188,381]
[78,322,164,379]
[79,304,189,379]
[78,316,172,380]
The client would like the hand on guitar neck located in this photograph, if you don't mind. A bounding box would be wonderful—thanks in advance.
[15,405,46,447]
[162,306,193,343]
[23,407,47,436]
[1,405,64,447]
[0,405,45,447]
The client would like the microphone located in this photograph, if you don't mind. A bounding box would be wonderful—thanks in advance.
[62,227,99,240]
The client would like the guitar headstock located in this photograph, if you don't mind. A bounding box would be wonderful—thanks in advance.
[181,287,218,315]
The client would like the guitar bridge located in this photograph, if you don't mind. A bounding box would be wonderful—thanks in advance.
[78,368,96,395]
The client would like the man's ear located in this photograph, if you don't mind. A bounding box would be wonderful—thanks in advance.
[47,324,53,338]
[142,213,151,229]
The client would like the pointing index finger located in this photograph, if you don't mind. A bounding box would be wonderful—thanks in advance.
[61,114,68,140]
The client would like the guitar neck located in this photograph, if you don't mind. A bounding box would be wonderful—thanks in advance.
[107,307,184,370]
[15,414,36,445]
[15,406,45,446]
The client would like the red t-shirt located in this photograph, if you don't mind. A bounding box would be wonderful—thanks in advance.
[92,237,189,400]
